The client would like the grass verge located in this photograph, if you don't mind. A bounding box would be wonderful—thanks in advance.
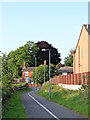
[37,81,88,117]
[3,88,31,118]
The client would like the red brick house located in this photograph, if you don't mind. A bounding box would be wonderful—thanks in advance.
[22,61,35,83]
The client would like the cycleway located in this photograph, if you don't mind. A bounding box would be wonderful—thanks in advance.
[21,87,88,120]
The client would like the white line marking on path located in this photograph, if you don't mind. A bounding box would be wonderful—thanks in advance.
[28,92,60,120]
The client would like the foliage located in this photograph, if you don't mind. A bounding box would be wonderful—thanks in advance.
[11,82,27,89]
[32,64,57,85]
[1,53,12,88]
[0,51,2,85]
[7,41,39,77]
[37,81,88,116]
[88,75,90,80]
[81,84,88,90]
[36,41,61,66]
[3,88,31,118]
[2,83,28,103]
[1,40,39,103]
[32,65,49,85]
[64,49,75,67]
[50,64,59,77]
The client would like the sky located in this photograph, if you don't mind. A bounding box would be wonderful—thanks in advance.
[0,2,88,63]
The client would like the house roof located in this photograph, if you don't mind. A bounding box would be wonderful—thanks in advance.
[72,24,90,55]
[22,67,36,72]
[86,28,90,35]
[58,66,73,73]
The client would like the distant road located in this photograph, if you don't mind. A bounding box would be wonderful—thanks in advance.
[21,87,88,120]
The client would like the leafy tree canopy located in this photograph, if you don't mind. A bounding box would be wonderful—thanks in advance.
[36,41,61,66]
[7,41,39,77]
[31,63,59,85]
[1,41,39,83]
[64,49,75,67]
[31,65,49,85]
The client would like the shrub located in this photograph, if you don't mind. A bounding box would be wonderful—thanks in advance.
[2,82,28,104]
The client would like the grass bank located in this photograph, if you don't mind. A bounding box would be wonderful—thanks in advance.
[37,81,88,117]
[3,88,31,118]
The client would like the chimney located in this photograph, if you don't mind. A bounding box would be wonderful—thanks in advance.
[23,61,26,68]
[44,60,46,66]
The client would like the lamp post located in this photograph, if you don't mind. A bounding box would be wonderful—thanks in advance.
[42,49,51,99]
[33,55,37,87]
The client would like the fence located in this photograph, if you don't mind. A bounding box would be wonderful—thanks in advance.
[14,78,22,83]
[28,83,40,87]
[51,72,90,85]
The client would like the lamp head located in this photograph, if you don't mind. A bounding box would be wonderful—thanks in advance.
[42,49,46,51]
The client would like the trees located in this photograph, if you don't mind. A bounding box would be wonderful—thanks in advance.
[36,41,61,66]
[1,53,12,88]
[1,41,39,102]
[31,64,58,85]
[31,65,49,85]
[0,40,40,90]
[7,41,39,77]
[64,49,75,67]
[1,40,61,85]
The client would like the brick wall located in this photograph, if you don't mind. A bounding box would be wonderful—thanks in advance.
[51,72,90,85]
[22,71,32,82]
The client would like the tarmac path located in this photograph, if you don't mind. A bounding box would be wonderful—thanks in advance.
[21,87,88,120]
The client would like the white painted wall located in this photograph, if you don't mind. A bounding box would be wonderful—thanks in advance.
[58,84,82,90]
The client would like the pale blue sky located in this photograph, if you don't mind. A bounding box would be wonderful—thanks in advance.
[1,2,88,63]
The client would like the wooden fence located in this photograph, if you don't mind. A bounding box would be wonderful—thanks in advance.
[28,83,40,87]
[51,72,90,85]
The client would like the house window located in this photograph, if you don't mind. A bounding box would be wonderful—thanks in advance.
[17,79,19,83]
[62,73,67,75]
[25,72,28,76]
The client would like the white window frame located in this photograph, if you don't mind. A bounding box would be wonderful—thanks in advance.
[62,72,67,75]
[25,71,28,76]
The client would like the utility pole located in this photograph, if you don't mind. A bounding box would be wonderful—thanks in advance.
[44,60,46,84]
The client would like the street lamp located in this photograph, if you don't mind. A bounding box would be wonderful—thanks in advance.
[42,49,51,99]
[33,55,37,87]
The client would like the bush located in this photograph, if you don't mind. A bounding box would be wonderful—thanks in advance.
[2,82,28,104]
[32,65,49,85]
[2,88,11,103]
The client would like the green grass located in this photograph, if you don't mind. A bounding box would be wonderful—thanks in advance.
[37,81,88,117]
[3,88,31,118]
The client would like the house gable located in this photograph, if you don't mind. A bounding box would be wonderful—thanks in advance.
[73,24,89,73]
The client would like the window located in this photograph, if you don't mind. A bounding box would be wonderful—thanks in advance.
[17,79,19,83]
[25,72,28,76]
[62,73,67,75]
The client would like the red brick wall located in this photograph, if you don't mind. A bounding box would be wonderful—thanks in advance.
[51,72,90,85]
[22,71,32,78]
[22,71,32,82]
